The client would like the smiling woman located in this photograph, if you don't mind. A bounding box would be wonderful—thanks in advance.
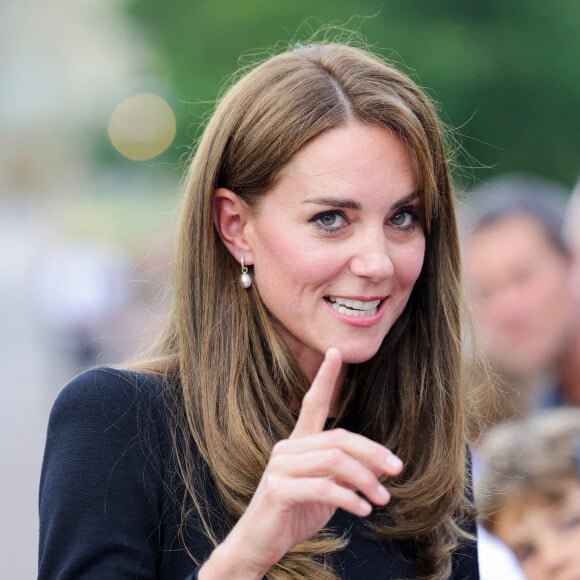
[39,40,479,580]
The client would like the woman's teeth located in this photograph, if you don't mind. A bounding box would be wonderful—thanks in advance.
[327,297,381,317]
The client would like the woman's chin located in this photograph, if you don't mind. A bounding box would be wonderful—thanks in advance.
[334,343,382,365]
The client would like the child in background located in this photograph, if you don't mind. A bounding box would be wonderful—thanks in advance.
[476,408,580,579]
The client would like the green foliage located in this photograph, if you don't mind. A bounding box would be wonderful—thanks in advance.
[123,0,580,188]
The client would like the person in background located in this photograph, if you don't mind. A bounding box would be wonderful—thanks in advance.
[476,408,580,579]
[460,175,577,422]
[39,40,479,579]
[557,178,580,405]
[35,237,131,369]
[459,175,576,579]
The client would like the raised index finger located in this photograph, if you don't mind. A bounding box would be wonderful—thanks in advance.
[291,347,343,438]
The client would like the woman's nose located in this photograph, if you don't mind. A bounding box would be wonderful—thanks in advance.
[348,231,395,281]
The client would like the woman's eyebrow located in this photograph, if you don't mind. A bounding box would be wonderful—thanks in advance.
[304,192,419,211]
[303,196,361,210]
[391,192,419,209]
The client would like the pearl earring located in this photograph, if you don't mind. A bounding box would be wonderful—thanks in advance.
[240,256,251,289]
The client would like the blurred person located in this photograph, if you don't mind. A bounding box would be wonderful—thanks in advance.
[475,526,525,580]
[460,175,577,419]
[554,179,580,406]
[35,237,131,369]
[476,408,580,579]
[38,41,479,579]
[459,176,576,579]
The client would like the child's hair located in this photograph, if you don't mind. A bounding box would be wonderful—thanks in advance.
[475,408,580,533]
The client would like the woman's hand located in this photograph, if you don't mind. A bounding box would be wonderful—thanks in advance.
[199,348,404,580]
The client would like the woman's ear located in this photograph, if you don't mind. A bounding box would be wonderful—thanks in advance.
[212,188,254,263]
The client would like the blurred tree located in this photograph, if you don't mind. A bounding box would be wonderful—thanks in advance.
[122,0,579,188]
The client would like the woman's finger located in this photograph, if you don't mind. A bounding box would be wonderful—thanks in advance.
[268,450,392,506]
[273,429,404,478]
[292,348,342,438]
[263,473,373,518]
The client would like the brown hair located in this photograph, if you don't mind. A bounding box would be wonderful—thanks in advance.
[144,41,473,579]
[476,408,580,534]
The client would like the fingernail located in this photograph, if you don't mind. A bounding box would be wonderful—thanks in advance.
[359,499,372,515]
[386,453,403,470]
[377,484,390,501]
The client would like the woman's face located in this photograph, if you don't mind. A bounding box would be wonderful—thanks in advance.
[244,121,426,381]
[493,483,580,580]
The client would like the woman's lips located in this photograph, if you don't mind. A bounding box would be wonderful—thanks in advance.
[325,296,383,318]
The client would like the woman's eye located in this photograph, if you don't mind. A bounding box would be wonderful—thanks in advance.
[310,211,346,231]
[390,210,415,228]
[319,213,338,227]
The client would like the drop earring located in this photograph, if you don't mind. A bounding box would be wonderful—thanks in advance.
[240,256,252,289]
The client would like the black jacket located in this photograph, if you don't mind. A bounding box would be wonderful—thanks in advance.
[39,368,479,579]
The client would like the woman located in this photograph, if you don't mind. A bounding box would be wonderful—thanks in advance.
[39,42,478,579]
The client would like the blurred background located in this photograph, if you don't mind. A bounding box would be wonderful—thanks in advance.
[1,0,578,577]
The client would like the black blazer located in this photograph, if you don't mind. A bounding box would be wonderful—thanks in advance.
[39,368,479,579]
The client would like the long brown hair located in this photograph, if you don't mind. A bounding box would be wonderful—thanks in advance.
[145,41,473,579]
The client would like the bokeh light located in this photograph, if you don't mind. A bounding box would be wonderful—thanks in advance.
[108,93,176,160]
